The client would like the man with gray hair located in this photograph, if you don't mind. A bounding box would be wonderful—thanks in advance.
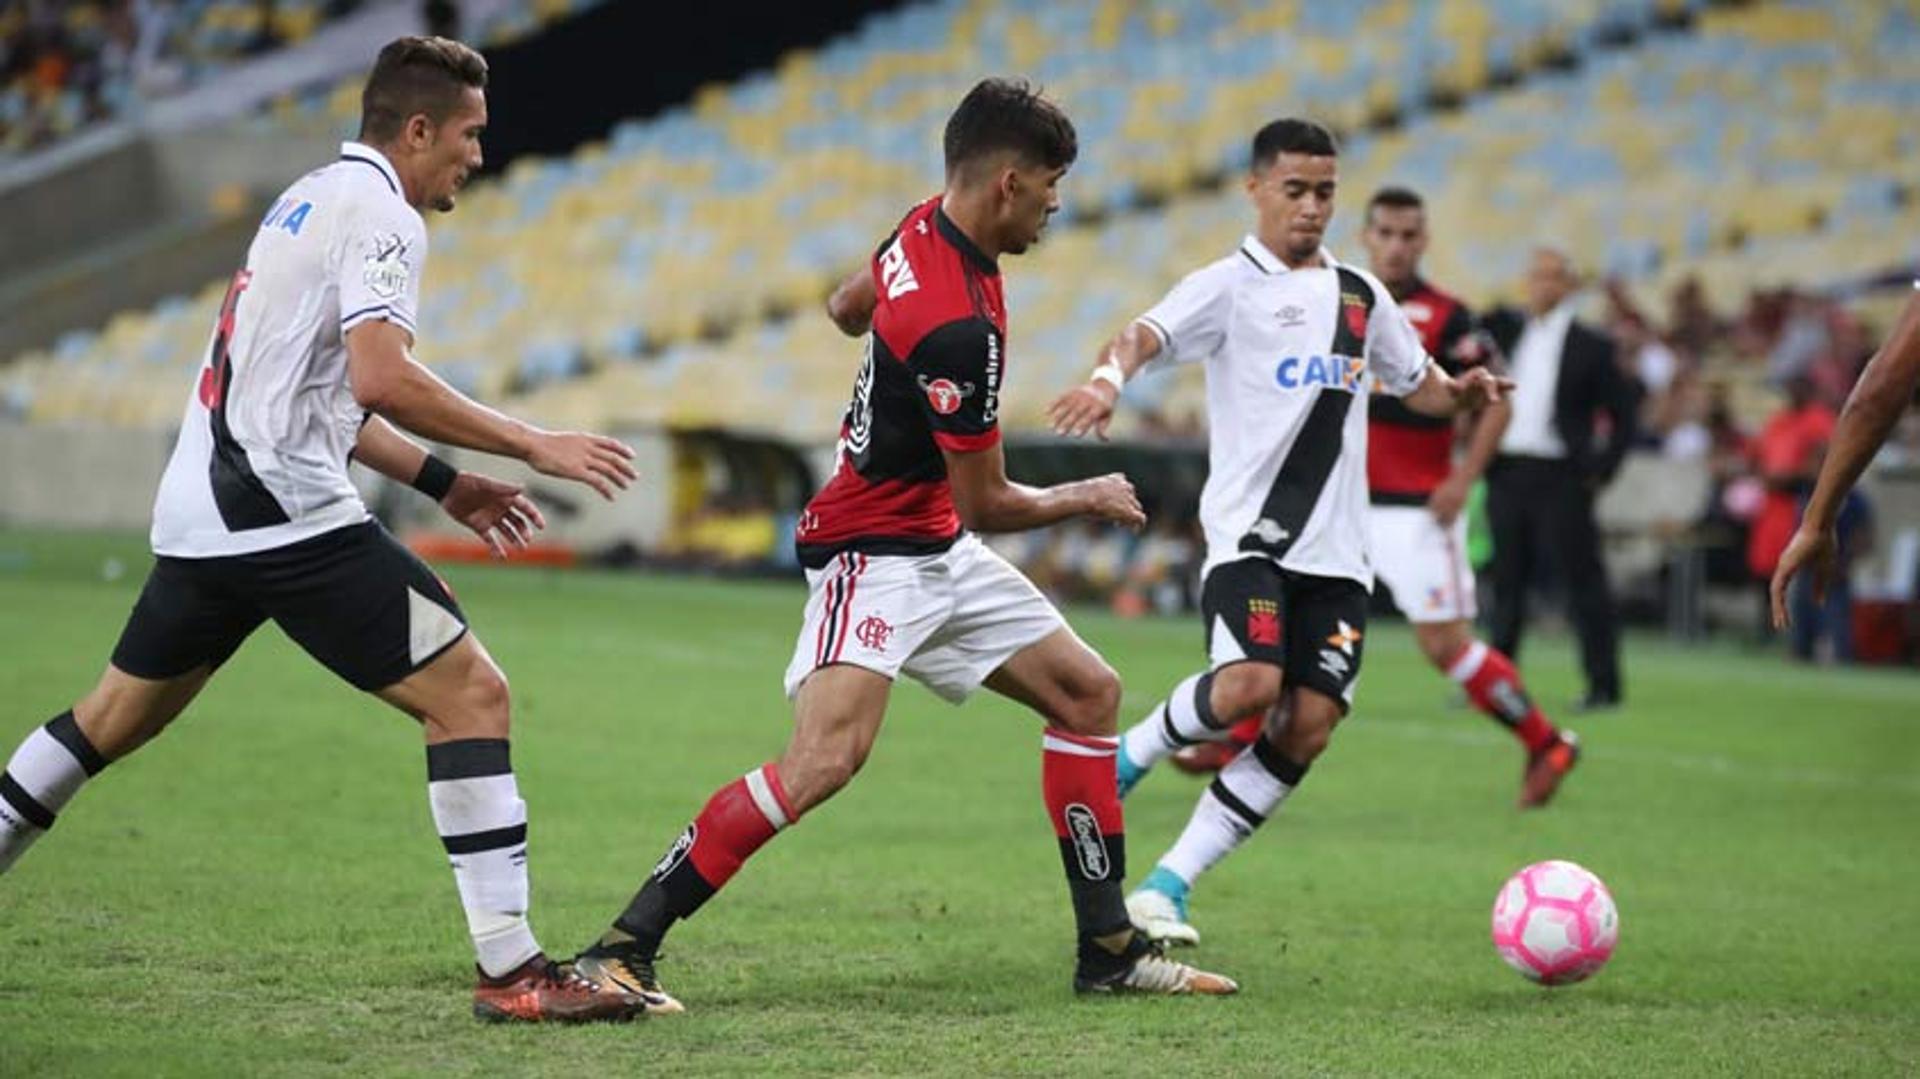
[1481,248,1639,711]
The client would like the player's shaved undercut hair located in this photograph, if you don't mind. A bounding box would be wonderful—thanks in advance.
[943,77,1078,179]
[359,36,488,144]
[1250,117,1339,172]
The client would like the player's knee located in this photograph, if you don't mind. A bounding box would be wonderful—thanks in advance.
[1272,697,1341,762]
[1212,663,1282,721]
[1056,662,1123,737]
[1416,624,1470,669]
[466,663,512,727]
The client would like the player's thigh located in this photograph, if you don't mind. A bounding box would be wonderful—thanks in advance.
[781,663,893,813]
[252,521,471,698]
[901,537,1066,706]
[1200,556,1288,670]
[1279,572,1369,716]
[375,632,510,743]
[1370,506,1476,626]
[783,551,951,702]
[982,624,1120,736]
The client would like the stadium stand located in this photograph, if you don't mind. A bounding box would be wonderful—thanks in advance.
[4,0,1916,448]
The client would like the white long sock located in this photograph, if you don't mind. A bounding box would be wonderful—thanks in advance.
[1119,671,1231,771]
[426,740,540,978]
[0,712,107,874]
[1158,739,1309,886]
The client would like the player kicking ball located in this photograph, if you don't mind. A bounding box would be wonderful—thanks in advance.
[575,79,1236,1010]
[1158,186,1581,811]
[1048,121,1509,947]
[0,38,644,1022]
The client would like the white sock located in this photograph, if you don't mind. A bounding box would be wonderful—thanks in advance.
[1158,739,1309,886]
[1120,671,1229,770]
[0,713,107,874]
[426,740,540,978]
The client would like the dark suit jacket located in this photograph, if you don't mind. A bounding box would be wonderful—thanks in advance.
[1482,306,1640,485]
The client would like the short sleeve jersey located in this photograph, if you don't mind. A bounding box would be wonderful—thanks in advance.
[794,197,1006,568]
[1138,235,1430,587]
[1366,277,1479,501]
[150,141,426,557]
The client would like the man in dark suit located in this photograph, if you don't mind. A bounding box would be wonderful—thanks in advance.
[1482,248,1639,710]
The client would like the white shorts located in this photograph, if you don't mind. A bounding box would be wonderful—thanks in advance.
[1367,503,1477,625]
[783,533,1066,704]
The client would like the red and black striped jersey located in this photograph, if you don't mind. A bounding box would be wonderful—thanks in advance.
[795,196,1006,569]
[1367,276,1478,502]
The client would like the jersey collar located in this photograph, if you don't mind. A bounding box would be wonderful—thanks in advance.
[339,141,403,197]
[1240,233,1337,275]
[934,205,1001,276]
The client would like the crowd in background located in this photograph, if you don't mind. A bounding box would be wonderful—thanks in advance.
[0,0,376,157]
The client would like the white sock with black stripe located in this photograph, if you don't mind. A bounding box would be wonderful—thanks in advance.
[1119,671,1229,772]
[426,739,540,978]
[0,711,108,874]
[1157,739,1309,886]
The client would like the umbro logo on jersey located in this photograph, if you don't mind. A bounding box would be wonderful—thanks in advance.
[1276,304,1307,327]
[918,374,976,415]
[1275,354,1365,392]
[879,235,919,300]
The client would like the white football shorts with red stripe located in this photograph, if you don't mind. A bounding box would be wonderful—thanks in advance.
[1367,504,1478,625]
[783,533,1064,703]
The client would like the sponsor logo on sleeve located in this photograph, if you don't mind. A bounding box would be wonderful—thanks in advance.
[363,232,412,300]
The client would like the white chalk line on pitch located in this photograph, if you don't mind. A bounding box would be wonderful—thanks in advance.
[1349,716,1920,797]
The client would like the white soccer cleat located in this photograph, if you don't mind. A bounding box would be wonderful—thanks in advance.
[1127,887,1201,947]
[1075,936,1238,996]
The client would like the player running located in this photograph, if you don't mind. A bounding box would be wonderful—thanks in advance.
[1153,186,1580,812]
[0,38,643,1023]
[575,79,1237,1010]
[1047,121,1509,947]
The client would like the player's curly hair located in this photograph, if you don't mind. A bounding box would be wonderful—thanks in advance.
[943,78,1078,179]
[1251,117,1338,171]
[359,36,488,144]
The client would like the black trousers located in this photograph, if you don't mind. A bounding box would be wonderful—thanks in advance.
[1486,456,1621,700]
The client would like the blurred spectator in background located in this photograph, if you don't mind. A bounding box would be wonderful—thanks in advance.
[1746,373,1834,629]
[1483,248,1640,711]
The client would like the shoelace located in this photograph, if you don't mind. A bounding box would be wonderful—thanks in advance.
[1124,943,1193,993]
[541,960,603,994]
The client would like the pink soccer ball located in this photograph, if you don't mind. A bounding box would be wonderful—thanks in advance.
[1490,860,1619,986]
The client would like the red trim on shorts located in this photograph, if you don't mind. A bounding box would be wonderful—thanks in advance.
[828,554,867,663]
[932,429,1000,453]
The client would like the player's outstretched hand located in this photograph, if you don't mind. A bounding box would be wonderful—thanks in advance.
[1455,367,1514,411]
[1769,524,1836,630]
[1047,381,1119,440]
[528,430,637,500]
[1080,471,1146,531]
[442,472,548,560]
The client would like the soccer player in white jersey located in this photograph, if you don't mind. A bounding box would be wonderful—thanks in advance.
[0,37,644,1023]
[1048,119,1508,945]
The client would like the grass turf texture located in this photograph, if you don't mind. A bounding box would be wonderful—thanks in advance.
[1,529,1915,1077]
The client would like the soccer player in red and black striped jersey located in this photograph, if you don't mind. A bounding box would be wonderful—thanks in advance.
[575,79,1236,1009]
[1172,187,1579,812]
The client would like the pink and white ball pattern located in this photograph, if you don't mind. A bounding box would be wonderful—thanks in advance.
[1491,860,1619,986]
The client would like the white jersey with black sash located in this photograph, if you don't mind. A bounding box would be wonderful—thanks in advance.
[150,141,427,558]
[1136,234,1432,588]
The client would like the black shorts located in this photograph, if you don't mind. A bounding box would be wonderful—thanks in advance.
[1200,557,1368,710]
[111,520,468,692]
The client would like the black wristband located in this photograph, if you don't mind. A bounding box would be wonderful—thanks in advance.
[412,454,458,502]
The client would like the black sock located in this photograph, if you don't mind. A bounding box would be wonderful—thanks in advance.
[605,879,675,958]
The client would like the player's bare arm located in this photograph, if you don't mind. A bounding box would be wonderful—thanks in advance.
[943,440,1144,532]
[351,416,546,558]
[345,319,637,499]
[1402,363,1510,419]
[1046,321,1165,439]
[1771,288,1920,627]
[826,266,878,336]
[1432,391,1511,526]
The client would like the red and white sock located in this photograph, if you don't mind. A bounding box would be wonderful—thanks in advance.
[1042,730,1130,939]
[1444,641,1558,754]
[656,763,796,917]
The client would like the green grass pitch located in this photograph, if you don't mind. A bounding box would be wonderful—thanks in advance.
[1,529,1916,1076]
